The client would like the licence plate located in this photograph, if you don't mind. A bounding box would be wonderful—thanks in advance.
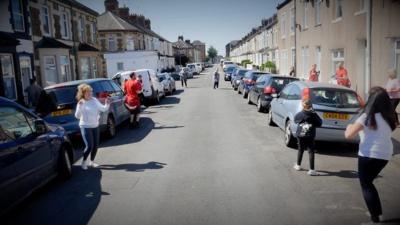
[323,112,349,120]
[51,109,72,117]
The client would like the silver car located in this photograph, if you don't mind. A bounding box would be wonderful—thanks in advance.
[157,73,176,95]
[268,81,363,147]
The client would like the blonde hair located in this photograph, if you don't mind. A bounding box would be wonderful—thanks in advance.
[76,83,92,101]
[388,68,397,79]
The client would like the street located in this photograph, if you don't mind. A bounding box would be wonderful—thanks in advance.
[4,65,400,225]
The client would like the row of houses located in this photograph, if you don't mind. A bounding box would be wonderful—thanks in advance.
[0,0,178,106]
[172,36,206,66]
[227,0,400,98]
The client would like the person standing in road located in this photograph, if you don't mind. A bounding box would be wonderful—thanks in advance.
[75,84,110,170]
[289,66,295,77]
[124,72,142,128]
[385,69,400,112]
[213,70,220,89]
[345,86,398,223]
[180,68,188,87]
[308,64,319,82]
[336,62,351,88]
[293,99,322,176]
[24,77,42,108]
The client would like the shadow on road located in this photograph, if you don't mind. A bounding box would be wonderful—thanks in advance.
[316,142,358,158]
[158,96,180,105]
[172,89,184,95]
[317,170,359,178]
[99,161,167,172]
[218,87,233,91]
[3,167,103,225]
[153,125,184,129]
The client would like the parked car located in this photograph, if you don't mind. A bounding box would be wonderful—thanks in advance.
[187,63,200,75]
[231,69,250,90]
[222,61,234,70]
[0,97,74,215]
[195,63,203,72]
[247,75,299,112]
[44,78,130,139]
[170,72,181,81]
[180,67,193,79]
[113,69,165,104]
[268,81,363,147]
[157,73,176,95]
[224,66,237,81]
[237,71,269,98]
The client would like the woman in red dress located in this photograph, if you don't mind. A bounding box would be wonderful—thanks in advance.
[124,72,142,128]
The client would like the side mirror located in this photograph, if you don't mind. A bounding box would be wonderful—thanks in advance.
[271,93,279,98]
[34,119,47,135]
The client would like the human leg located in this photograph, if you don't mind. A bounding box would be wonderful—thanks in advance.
[90,127,100,161]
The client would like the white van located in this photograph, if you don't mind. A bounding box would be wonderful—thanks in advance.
[112,69,165,104]
[187,63,200,75]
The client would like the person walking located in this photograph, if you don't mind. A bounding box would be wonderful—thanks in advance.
[289,66,295,77]
[385,69,400,112]
[345,86,398,223]
[335,62,351,88]
[308,64,319,82]
[24,77,42,108]
[213,70,220,89]
[124,72,142,128]
[75,84,110,170]
[180,68,188,87]
[293,99,322,176]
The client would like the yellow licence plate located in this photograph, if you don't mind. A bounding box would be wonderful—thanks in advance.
[323,112,349,120]
[51,109,72,117]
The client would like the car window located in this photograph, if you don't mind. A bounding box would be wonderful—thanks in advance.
[90,82,103,96]
[311,89,361,108]
[280,84,294,99]
[46,86,77,104]
[287,85,301,100]
[270,78,296,93]
[0,106,36,143]
[110,81,124,96]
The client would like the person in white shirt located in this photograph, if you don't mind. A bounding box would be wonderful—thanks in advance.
[75,84,110,170]
[385,69,400,121]
[345,86,398,223]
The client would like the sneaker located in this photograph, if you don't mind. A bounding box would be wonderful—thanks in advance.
[293,164,301,171]
[81,160,89,170]
[90,161,99,168]
[307,170,318,176]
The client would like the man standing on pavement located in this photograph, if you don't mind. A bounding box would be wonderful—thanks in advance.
[213,70,220,89]
[180,68,188,88]
[124,72,142,128]
[24,77,42,108]
[336,62,351,88]
[308,64,319,82]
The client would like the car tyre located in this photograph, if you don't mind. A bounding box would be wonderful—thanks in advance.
[267,108,277,126]
[106,115,116,138]
[257,97,264,112]
[238,87,241,94]
[243,90,248,98]
[155,91,160,104]
[58,146,72,179]
[247,93,252,104]
[285,120,297,148]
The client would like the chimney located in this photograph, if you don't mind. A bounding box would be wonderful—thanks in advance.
[178,36,184,41]
[118,6,129,20]
[104,0,119,12]
[145,19,151,30]
[185,39,190,44]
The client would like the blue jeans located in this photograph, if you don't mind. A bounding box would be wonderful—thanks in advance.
[81,127,100,161]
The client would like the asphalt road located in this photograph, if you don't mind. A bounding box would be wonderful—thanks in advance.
[4,65,400,225]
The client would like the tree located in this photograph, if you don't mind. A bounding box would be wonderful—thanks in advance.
[261,61,276,73]
[241,59,252,68]
[207,46,218,63]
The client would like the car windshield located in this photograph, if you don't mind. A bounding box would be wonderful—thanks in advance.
[271,78,296,93]
[188,65,195,68]
[46,86,78,105]
[238,70,248,76]
[251,72,268,80]
[158,75,166,82]
[311,88,361,108]
[226,67,235,72]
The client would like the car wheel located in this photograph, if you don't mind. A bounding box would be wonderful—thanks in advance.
[257,97,263,112]
[247,93,252,104]
[106,115,116,138]
[267,108,277,126]
[285,120,296,148]
[243,90,247,98]
[238,87,241,94]
[155,91,160,104]
[58,146,72,179]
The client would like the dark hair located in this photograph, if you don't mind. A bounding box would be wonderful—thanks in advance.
[130,72,136,78]
[363,86,398,131]
[30,77,36,84]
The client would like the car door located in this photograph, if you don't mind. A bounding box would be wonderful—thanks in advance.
[273,84,293,128]
[283,84,303,133]
[110,80,128,124]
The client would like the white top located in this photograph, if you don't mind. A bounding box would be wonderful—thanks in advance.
[386,78,400,99]
[355,113,393,161]
[75,98,110,128]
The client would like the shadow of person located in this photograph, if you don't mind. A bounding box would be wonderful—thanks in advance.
[317,170,359,178]
[99,161,167,172]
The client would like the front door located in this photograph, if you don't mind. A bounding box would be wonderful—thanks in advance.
[19,56,32,105]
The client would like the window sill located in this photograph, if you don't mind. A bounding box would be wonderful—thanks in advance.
[332,17,343,24]
[354,10,366,16]
[314,23,322,28]
[302,27,309,32]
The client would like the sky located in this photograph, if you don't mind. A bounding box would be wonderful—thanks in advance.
[77,0,281,56]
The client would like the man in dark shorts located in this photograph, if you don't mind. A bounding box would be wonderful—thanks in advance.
[124,72,142,128]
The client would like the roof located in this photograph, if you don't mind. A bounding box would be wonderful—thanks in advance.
[192,40,205,45]
[173,40,193,49]
[45,78,110,89]
[0,31,20,46]
[35,37,72,49]
[277,0,292,10]
[97,11,141,32]
[64,0,99,16]
[78,43,99,51]
[294,81,354,91]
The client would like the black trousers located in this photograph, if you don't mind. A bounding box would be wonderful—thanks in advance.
[358,156,388,217]
[297,138,315,170]
[214,81,219,89]
[181,79,187,87]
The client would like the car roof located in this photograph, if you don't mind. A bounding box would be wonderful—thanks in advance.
[45,78,110,89]
[261,74,299,79]
[293,81,354,91]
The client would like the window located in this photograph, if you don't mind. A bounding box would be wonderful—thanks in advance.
[19,57,32,104]
[41,6,51,36]
[1,54,17,100]
[287,85,301,100]
[291,48,296,67]
[44,56,57,86]
[331,49,345,76]
[60,56,70,82]
[108,37,116,51]
[315,0,321,25]
[359,0,366,12]
[290,7,295,34]
[80,57,90,79]
[395,40,400,78]
[91,57,97,78]
[11,0,24,32]
[280,13,286,38]
[117,62,124,71]
[90,22,96,43]
[79,17,85,42]
[61,12,70,39]
[301,47,310,78]
[0,107,36,143]
[126,37,135,51]
[335,0,343,19]
[280,84,293,99]
[303,2,308,29]
[316,46,322,78]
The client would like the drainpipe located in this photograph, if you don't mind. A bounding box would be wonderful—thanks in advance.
[365,0,372,98]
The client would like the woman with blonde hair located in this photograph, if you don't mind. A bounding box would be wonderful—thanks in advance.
[75,84,110,170]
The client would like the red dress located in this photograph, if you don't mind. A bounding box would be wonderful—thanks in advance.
[336,68,350,87]
[308,69,318,82]
[124,79,142,111]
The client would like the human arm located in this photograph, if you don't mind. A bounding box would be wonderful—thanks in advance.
[74,100,83,119]
[94,98,110,112]
[294,112,303,124]
[312,112,323,127]
[345,113,365,139]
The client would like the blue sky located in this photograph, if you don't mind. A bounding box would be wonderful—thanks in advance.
[77,0,281,56]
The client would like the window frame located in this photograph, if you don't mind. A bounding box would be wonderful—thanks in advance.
[117,62,124,71]
[108,36,116,51]
[395,40,400,78]
[79,16,85,42]
[335,0,343,20]
[41,6,51,36]
[11,0,25,32]
[331,49,345,76]
[280,12,286,39]
[314,0,321,26]
[1,54,17,100]
[60,11,70,39]
[303,1,308,29]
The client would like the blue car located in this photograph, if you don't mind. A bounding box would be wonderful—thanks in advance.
[237,71,269,98]
[0,97,74,215]
[43,78,130,139]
